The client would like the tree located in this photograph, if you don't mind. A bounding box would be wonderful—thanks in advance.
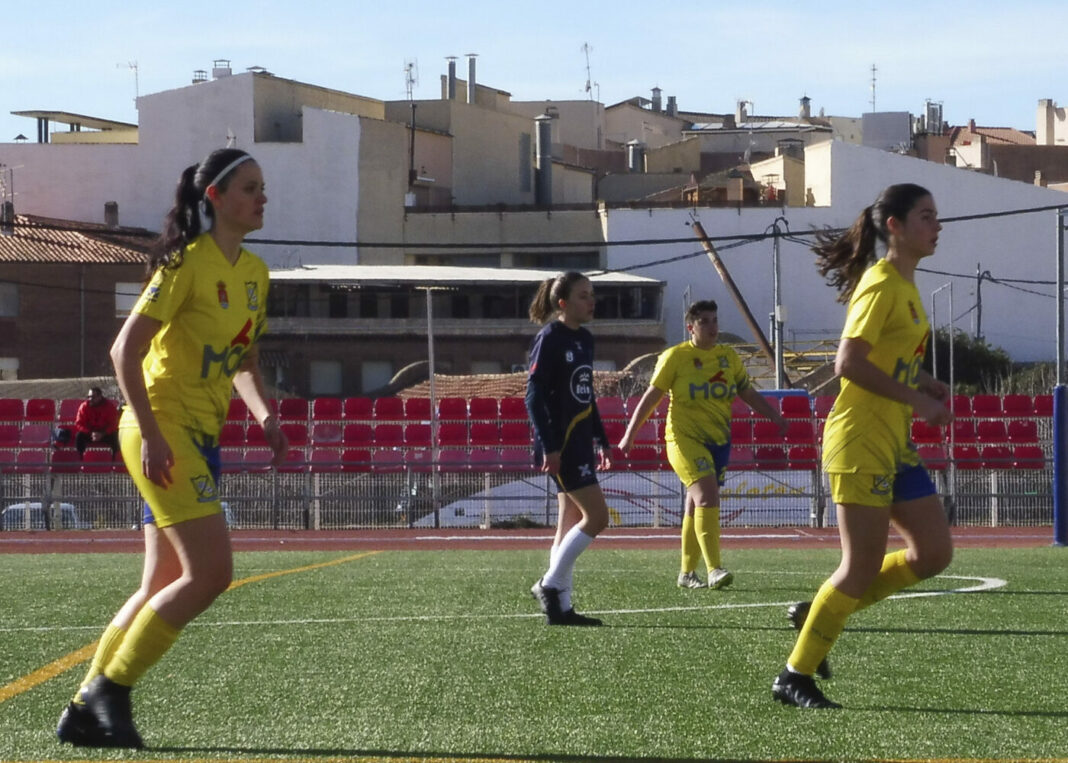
[922,327,1011,394]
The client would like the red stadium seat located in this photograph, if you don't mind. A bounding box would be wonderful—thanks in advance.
[624,446,662,470]
[340,448,373,472]
[310,422,343,445]
[437,422,469,446]
[373,397,404,420]
[19,423,52,447]
[952,445,981,470]
[911,420,943,444]
[633,420,659,445]
[731,398,753,419]
[226,398,249,422]
[752,420,782,444]
[1007,420,1038,443]
[813,396,835,419]
[467,448,500,471]
[403,423,431,447]
[499,397,528,421]
[220,447,244,474]
[309,447,343,473]
[976,420,1008,444]
[278,398,309,421]
[437,448,470,472]
[0,399,23,421]
[499,448,532,472]
[404,448,435,473]
[787,445,819,470]
[279,448,309,473]
[342,396,374,420]
[1033,394,1053,417]
[469,397,499,420]
[600,420,626,447]
[372,448,406,473]
[280,423,308,446]
[730,420,752,445]
[50,448,82,474]
[13,449,47,473]
[780,396,812,419]
[970,394,1001,418]
[58,398,82,425]
[501,421,530,445]
[784,421,815,445]
[373,423,403,446]
[24,398,55,422]
[980,445,1013,469]
[754,446,787,469]
[597,396,626,419]
[624,395,643,416]
[82,449,118,473]
[1013,445,1045,469]
[951,395,972,418]
[1001,394,1033,417]
[342,423,373,445]
[951,420,976,443]
[918,445,947,471]
[0,424,21,446]
[469,422,500,446]
[220,423,246,446]
[246,424,267,446]
[731,446,757,471]
[243,448,274,472]
[437,397,468,421]
[404,397,432,420]
[311,397,343,421]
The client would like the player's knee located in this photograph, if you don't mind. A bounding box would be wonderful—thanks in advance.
[916,543,953,579]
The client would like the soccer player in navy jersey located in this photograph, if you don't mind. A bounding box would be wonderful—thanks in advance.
[526,272,610,626]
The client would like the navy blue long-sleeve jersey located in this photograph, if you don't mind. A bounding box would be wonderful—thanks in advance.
[525,321,607,458]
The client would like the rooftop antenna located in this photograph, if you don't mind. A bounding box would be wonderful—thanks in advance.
[404,58,419,101]
[116,61,139,106]
[869,63,877,112]
[582,42,594,100]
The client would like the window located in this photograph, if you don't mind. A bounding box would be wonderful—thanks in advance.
[0,281,18,317]
[361,360,392,393]
[471,359,503,374]
[389,293,410,319]
[328,291,348,318]
[358,293,378,318]
[0,357,18,380]
[114,282,141,317]
[309,360,343,396]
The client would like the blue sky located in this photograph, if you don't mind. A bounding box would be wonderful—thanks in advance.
[2,0,1065,143]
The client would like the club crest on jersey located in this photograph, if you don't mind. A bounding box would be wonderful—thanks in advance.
[719,356,730,369]
[245,281,259,311]
[693,358,703,369]
[907,301,919,324]
[190,474,218,503]
[870,475,892,496]
[217,281,229,309]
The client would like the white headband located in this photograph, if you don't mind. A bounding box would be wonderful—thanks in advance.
[204,154,253,197]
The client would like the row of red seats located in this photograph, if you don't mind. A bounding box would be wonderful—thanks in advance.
[912,419,1039,445]
[917,444,1046,470]
[0,398,85,424]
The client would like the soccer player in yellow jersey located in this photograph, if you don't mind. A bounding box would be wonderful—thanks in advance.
[619,300,786,589]
[772,183,954,709]
[56,149,288,747]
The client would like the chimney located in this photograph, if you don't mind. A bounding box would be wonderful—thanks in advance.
[0,201,13,237]
[1035,170,1047,188]
[104,201,119,229]
[466,54,477,105]
[651,87,662,113]
[534,114,553,206]
[446,56,457,100]
[1038,99,1055,146]
[666,96,677,117]
[968,118,976,132]
[736,100,748,125]
[799,96,811,119]
[211,59,232,79]
[722,114,736,130]
[626,140,646,173]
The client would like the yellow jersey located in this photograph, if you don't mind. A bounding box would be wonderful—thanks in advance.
[650,341,751,445]
[121,233,269,437]
[822,259,929,474]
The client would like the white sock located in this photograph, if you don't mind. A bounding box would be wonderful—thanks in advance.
[542,526,594,592]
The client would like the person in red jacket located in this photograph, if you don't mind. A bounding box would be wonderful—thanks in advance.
[75,387,121,458]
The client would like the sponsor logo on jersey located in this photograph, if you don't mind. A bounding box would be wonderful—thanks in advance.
[570,365,593,403]
[201,318,254,379]
[245,281,259,311]
[217,281,229,309]
[191,473,218,503]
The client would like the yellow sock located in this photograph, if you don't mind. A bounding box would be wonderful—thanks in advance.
[694,505,721,570]
[787,580,858,676]
[680,514,700,573]
[855,549,921,611]
[103,606,180,688]
[73,623,126,703]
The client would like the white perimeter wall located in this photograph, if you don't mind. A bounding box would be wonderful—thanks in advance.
[605,141,1068,361]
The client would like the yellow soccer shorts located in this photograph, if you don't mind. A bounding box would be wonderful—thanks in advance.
[665,435,730,488]
[828,463,937,509]
[120,420,223,529]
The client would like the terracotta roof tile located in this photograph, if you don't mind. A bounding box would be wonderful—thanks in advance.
[0,215,152,264]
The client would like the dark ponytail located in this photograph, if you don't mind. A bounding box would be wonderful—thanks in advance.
[812,183,931,303]
[528,271,589,323]
[149,148,253,274]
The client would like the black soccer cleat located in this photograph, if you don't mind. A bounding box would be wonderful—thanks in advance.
[56,699,108,747]
[530,579,564,623]
[551,608,603,627]
[772,669,841,709]
[80,675,144,749]
[786,601,832,680]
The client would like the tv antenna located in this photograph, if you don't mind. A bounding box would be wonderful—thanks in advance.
[404,59,419,101]
[116,61,139,105]
[581,42,594,99]
[869,63,877,112]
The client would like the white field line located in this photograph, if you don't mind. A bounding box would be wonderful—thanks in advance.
[0,575,1005,633]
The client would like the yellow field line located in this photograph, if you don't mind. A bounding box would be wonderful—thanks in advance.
[0,550,381,705]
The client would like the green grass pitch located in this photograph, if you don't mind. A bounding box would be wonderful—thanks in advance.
[2,546,1067,762]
